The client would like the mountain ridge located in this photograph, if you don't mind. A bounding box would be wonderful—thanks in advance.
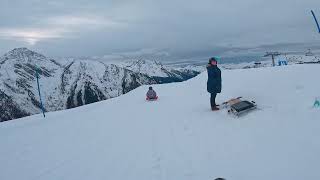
[0,48,200,122]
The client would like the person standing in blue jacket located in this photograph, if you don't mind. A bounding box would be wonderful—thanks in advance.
[207,57,222,111]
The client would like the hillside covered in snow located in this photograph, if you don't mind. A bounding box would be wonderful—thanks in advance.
[0,48,200,122]
[0,64,319,180]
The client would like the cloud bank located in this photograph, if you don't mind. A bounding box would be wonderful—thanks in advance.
[0,0,319,58]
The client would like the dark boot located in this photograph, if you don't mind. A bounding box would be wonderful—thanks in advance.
[211,106,220,111]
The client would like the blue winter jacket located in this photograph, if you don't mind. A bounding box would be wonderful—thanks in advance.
[207,65,222,93]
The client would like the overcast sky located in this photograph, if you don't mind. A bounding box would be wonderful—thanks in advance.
[0,0,320,59]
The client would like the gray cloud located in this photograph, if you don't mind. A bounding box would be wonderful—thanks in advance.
[0,0,320,59]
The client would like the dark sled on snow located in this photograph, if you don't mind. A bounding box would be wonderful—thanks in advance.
[222,97,257,117]
[228,100,257,116]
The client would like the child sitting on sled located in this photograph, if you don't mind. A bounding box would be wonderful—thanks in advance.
[146,86,158,100]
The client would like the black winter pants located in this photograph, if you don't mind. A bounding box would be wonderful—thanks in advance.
[210,93,217,107]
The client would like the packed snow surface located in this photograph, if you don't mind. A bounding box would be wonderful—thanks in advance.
[0,64,320,180]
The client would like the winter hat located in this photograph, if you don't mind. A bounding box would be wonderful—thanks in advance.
[149,86,153,90]
[209,57,218,64]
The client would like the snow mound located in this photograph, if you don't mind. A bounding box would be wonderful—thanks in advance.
[0,64,320,180]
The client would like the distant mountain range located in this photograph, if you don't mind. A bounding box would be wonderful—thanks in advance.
[0,48,201,122]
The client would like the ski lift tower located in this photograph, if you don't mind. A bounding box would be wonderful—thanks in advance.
[306,49,314,56]
[264,52,281,67]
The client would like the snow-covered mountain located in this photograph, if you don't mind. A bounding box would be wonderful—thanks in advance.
[0,48,200,122]
[120,59,201,83]
[0,64,319,180]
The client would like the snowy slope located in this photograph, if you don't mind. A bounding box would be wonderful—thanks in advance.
[0,64,319,180]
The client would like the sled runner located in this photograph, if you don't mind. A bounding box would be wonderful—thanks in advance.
[221,97,242,108]
[222,97,257,116]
